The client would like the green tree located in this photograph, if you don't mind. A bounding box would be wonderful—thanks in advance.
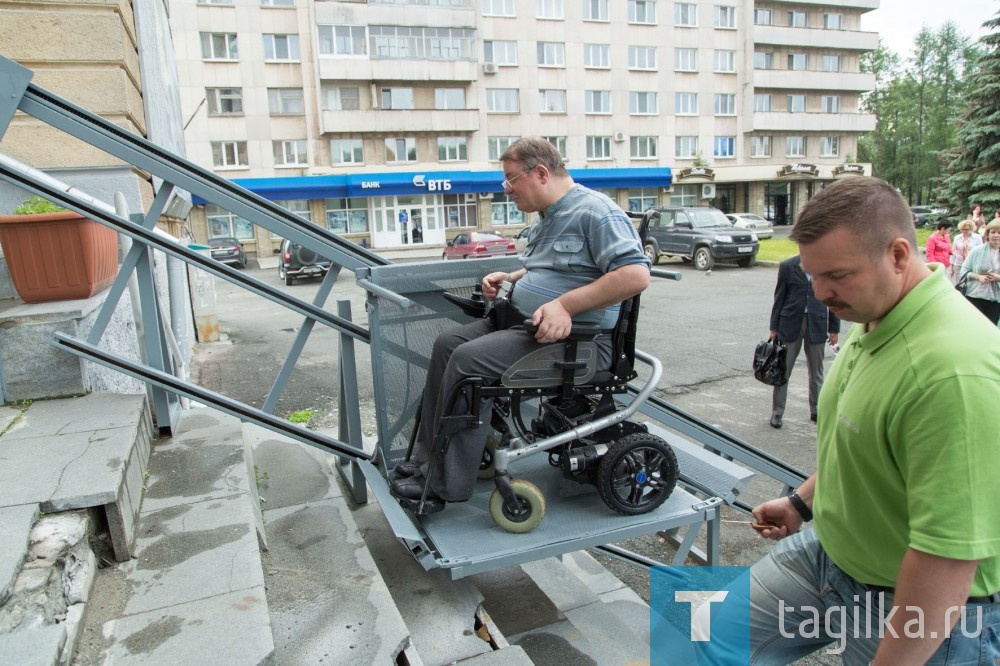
[938,10,1000,217]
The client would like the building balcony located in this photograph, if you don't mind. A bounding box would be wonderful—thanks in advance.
[754,25,879,51]
[753,69,876,92]
[751,111,877,133]
[321,108,480,134]
[762,0,878,9]
[317,57,479,83]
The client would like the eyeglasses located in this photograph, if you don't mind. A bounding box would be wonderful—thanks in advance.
[501,166,534,191]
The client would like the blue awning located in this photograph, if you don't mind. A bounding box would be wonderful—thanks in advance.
[193,167,671,204]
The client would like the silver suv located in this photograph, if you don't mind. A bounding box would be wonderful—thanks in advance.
[641,206,759,271]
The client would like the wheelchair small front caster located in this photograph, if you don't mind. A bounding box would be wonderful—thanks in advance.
[477,434,500,480]
[489,478,546,533]
[597,433,679,516]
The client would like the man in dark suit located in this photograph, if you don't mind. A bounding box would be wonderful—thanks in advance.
[768,255,840,428]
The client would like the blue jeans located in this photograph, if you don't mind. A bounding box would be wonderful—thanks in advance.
[746,529,1000,665]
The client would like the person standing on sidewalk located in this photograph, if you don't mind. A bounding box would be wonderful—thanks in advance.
[767,255,839,428]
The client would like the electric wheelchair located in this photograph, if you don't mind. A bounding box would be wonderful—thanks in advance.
[390,273,680,534]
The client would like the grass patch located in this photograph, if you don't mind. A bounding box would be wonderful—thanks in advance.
[288,408,315,425]
[757,227,934,265]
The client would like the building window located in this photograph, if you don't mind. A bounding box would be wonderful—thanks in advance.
[539,89,567,113]
[435,88,466,109]
[206,88,243,115]
[381,87,415,110]
[585,90,611,114]
[787,95,806,113]
[714,50,735,73]
[714,5,736,28]
[822,55,841,72]
[317,25,366,56]
[486,89,519,112]
[483,0,515,16]
[330,139,364,164]
[369,26,475,60]
[385,137,417,162]
[275,200,310,224]
[675,3,697,26]
[537,0,564,19]
[325,198,369,234]
[675,136,698,158]
[786,136,806,157]
[630,91,658,115]
[630,136,658,159]
[261,0,294,6]
[268,88,304,115]
[273,140,308,166]
[672,184,697,206]
[675,92,698,115]
[750,136,771,158]
[754,94,772,112]
[443,194,477,229]
[824,13,842,30]
[821,95,841,113]
[754,52,774,69]
[198,0,232,5]
[788,53,808,71]
[820,136,839,157]
[629,46,657,70]
[490,194,525,227]
[713,136,735,158]
[628,187,658,211]
[437,137,468,161]
[754,8,771,25]
[206,205,253,239]
[788,11,807,28]
[263,34,300,62]
[583,0,608,21]
[544,136,568,158]
[537,42,566,67]
[484,40,518,65]
[584,43,611,68]
[200,33,238,60]
[211,141,248,169]
[326,87,360,110]
[586,136,612,159]
[629,0,656,24]
[714,93,736,116]
[675,48,697,72]
[488,136,518,160]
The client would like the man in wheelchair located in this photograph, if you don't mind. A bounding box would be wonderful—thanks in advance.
[389,137,653,521]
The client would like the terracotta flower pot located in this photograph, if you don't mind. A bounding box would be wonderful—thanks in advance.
[0,211,118,303]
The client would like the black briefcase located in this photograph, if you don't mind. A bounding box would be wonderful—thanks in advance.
[752,340,789,387]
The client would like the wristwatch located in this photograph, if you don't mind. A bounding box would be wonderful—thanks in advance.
[788,491,813,522]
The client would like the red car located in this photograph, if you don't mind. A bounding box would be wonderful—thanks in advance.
[442,231,517,260]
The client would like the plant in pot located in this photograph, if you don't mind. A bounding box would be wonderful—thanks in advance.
[0,195,119,303]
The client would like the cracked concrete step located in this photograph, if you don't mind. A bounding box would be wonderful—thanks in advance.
[0,393,153,561]
[243,423,416,665]
[83,407,272,664]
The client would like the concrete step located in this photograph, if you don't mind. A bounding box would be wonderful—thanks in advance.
[243,423,416,665]
[75,407,273,664]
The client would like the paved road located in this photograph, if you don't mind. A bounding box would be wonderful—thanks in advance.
[192,257,836,664]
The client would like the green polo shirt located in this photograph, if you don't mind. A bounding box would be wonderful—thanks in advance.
[814,266,1000,596]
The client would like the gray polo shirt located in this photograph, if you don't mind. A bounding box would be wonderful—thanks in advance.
[511,184,650,329]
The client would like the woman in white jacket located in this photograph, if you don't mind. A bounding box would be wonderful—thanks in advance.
[961,221,1000,324]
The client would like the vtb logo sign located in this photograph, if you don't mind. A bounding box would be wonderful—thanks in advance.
[651,566,750,665]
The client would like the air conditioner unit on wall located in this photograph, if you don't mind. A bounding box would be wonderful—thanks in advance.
[483,62,498,74]
[479,192,493,199]
[614,131,627,142]
[701,183,716,199]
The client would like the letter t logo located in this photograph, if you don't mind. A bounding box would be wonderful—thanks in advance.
[674,591,729,641]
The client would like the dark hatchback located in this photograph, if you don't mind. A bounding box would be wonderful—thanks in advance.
[208,236,248,268]
[641,206,759,271]
[277,238,332,285]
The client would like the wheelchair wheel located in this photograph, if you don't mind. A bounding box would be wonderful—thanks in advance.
[477,434,499,480]
[489,479,546,533]
[597,433,678,516]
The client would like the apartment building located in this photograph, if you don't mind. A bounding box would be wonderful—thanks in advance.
[171,0,878,256]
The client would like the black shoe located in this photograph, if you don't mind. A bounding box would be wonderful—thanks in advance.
[390,460,420,480]
[810,413,818,423]
[770,414,782,429]
[390,474,442,501]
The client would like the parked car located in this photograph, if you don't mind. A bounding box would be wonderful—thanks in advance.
[513,226,533,253]
[642,206,759,270]
[443,231,517,260]
[208,236,247,268]
[726,213,774,239]
[277,238,332,285]
[910,206,934,227]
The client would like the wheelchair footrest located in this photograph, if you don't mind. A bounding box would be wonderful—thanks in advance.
[393,494,447,516]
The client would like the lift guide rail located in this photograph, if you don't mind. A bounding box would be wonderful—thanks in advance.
[1,56,761,578]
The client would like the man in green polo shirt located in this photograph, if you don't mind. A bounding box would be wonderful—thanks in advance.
[747,177,1000,664]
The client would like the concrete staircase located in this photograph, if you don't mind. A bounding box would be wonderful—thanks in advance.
[1,395,659,665]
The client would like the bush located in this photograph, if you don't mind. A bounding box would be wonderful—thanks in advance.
[13,196,65,215]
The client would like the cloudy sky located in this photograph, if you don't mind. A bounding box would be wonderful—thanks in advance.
[861,0,997,57]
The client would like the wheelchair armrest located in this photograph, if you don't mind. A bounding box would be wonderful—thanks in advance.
[523,320,603,340]
[443,290,487,318]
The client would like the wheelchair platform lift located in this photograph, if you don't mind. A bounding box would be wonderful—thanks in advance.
[0,55,796,580]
